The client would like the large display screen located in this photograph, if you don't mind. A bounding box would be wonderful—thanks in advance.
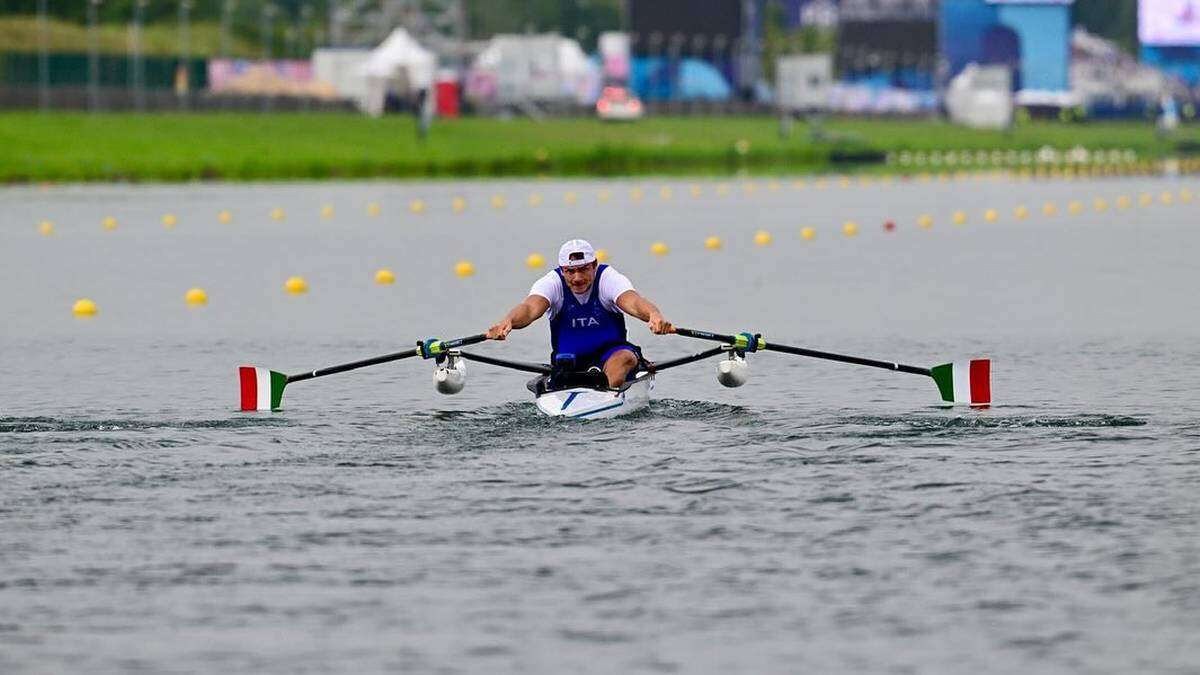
[629,0,742,53]
[1140,0,1200,46]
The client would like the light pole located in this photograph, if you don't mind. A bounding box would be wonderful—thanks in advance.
[88,0,101,112]
[261,3,275,112]
[131,0,146,111]
[220,0,236,60]
[179,0,192,109]
[37,0,48,111]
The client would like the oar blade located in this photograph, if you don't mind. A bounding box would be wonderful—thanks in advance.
[930,360,991,407]
[238,366,288,411]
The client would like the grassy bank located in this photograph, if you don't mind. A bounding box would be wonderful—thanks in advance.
[1,112,1196,183]
[0,17,259,57]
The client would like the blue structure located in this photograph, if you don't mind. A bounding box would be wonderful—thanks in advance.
[1142,47,1200,86]
[940,0,1073,92]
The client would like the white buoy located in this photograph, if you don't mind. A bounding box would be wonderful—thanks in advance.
[433,354,467,395]
[716,354,749,388]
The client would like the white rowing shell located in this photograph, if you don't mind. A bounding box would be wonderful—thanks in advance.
[535,372,653,419]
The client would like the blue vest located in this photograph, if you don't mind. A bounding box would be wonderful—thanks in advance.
[549,264,627,361]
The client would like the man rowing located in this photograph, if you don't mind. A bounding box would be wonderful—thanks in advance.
[486,239,673,388]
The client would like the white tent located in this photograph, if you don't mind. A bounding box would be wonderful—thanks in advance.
[360,28,436,117]
[467,34,599,107]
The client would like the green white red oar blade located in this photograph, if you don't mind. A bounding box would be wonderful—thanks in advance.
[930,360,991,406]
[239,366,288,411]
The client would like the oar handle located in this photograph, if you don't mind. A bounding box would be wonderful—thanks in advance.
[287,333,487,383]
[672,327,931,377]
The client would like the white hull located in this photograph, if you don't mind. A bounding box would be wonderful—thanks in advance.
[534,372,653,419]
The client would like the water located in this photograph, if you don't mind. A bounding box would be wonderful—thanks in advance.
[3,176,1200,673]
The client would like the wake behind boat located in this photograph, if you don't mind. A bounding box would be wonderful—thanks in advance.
[237,328,991,417]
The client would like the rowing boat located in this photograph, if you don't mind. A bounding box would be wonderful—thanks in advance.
[530,370,654,419]
[237,329,992,415]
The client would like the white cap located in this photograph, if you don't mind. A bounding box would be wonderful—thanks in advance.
[557,239,596,268]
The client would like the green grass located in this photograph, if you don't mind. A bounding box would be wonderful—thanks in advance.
[1,112,1196,183]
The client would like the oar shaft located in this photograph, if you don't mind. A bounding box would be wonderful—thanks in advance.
[765,343,930,377]
[673,327,931,377]
[458,350,551,374]
[286,334,487,383]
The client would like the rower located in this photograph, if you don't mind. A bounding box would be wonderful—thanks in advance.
[486,239,673,388]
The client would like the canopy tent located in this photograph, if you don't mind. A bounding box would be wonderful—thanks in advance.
[360,28,436,117]
[466,34,599,107]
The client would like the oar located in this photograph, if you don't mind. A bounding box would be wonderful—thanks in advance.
[672,327,991,406]
[238,334,487,411]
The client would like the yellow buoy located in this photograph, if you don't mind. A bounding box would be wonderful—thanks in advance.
[525,253,545,269]
[1160,191,1174,205]
[768,180,782,191]
[367,202,381,217]
[454,260,475,278]
[984,209,998,223]
[1068,201,1084,215]
[1116,195,1132,209]
[218,210,233,224]
[72,298,97,317]
[320,204,334,219]
[689,184,702,197]
[650,241,669,256]
[1180,189,1194,204]
[452,197,467,212]
[161,213,177,228]
[597,189,612,202]
[270,207,285,221]
[837,176,851,188]
[374,268,396,285]
[917,214,934,229]
[704,236,722,250]
[409,199,426,214]
[630,187,644,201]
[184,287,208,306]
[1014,205,1029,219]
[952,211,968,225]
[528,193,543,207]
[743,182,758,195]
[38,220,54,236]
[792,179,807,190]
[842,221,859,237]
[72,298,98,317]
[753,230,772,246]
[490,195,506,209]
[716,183,731,197]
[284,276,308,294]
[1042,202,1058,216]
[1093,198,1109,212]
[595,248,610,263]
[1139,193,1153,207]
[102,216,118,231]
[800,226,816,240]
[659,187,672,201]
[564,191,578,205]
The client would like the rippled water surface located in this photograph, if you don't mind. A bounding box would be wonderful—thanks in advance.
[3,176,1200,673]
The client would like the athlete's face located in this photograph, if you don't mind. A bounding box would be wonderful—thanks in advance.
[561,261,597,295]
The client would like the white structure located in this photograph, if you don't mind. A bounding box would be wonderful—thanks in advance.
[466,34,598,108]
[776,54,833,112]
[945,64,1013,130]
[313,48,372,104]
[360,27,436,116]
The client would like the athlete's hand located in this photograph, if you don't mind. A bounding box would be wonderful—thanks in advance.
[486,320,512,340]
[648,313,673,335]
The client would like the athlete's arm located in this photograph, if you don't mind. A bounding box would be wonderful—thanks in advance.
[615,290,673,335]
[486,295,551,340]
